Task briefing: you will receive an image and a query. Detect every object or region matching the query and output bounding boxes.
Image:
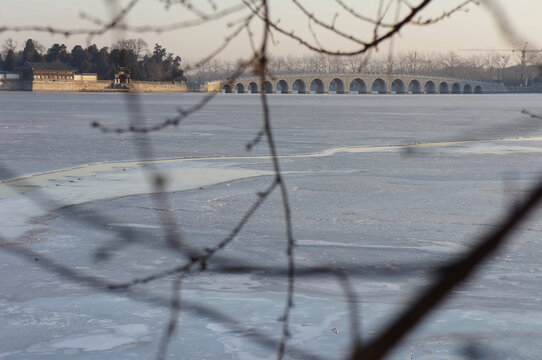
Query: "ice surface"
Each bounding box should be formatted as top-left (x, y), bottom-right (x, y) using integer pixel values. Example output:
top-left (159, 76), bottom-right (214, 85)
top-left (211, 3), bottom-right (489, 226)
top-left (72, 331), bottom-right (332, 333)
top-left (0, 161), bottom-right (271, 238)
top-left (49, 324), bottom-right (149, 352)
top-left (2, 93), bottom-right (542, 359)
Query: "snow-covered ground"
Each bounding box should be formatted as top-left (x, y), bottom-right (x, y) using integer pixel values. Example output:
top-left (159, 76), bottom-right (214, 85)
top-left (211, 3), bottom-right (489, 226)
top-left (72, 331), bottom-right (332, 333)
top-left (2, 93), bottom-right (542, 359)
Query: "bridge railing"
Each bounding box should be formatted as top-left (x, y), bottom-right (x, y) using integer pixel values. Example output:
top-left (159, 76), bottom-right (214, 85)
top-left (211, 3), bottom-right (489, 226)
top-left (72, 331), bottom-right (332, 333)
top-left (232, 73), bottom-right (500, 86)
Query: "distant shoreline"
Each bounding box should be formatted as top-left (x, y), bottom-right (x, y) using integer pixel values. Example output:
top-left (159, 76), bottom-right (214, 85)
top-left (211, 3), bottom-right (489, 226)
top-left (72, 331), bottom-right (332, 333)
top-left (0, 79), bottom-right (188, 93)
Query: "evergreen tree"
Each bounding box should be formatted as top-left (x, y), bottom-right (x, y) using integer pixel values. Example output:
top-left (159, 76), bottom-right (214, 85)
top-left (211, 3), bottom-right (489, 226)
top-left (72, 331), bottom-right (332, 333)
top-left (71, 45), bottom-right (91, 72)
top-left (86, 45), bottom-right (99, 73)
top-left (3, 49), bottom-right (16, 71)
top-left (22, 39), bottom-right (43, 63)
top-left (94, 47), bottom-right (111, 79)
top-left (45, 43), bottom-right (70, 63)
top-left (152, 44), bottom-right (166, 63)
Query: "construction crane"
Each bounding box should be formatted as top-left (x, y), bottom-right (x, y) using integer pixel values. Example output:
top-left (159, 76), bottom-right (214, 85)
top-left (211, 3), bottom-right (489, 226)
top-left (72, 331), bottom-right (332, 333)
top-left (460, 42), bottom-right (542, 86)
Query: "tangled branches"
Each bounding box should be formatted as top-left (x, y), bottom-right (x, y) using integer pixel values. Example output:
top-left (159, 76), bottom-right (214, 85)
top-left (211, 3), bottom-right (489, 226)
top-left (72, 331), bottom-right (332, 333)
top-left (2, 1), bottom-right (539, 360)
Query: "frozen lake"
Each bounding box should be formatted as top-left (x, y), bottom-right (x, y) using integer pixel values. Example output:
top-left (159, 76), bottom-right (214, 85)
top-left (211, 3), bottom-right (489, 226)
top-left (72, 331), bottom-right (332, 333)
top-left (1, 92), bottom-right (542, 359)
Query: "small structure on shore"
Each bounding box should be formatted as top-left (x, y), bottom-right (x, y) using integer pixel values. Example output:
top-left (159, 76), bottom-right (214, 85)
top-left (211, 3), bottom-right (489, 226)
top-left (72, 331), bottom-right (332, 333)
top-left (114, 67), bottom-right (131, 85)
top-left (0, 71), bottom-right (22, 90)
top-left (13, 61), bottom-right (101, 91)
top-left (21, 62), bottom-right (78, 81)
top-left (0, 71), bottom-right (21, 81)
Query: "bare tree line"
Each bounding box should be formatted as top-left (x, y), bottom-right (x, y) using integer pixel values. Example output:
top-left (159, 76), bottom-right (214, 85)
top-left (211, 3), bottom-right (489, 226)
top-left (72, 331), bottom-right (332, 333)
top-left (2, 1), bottom-right (542, 360)
top-left (185, 51), bottom-right (541, 88)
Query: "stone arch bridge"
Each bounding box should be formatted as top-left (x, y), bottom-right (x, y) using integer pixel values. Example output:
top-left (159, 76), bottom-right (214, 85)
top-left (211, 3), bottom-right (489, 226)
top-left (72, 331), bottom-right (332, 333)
top-left (208, 73), bottom-right (504, 94)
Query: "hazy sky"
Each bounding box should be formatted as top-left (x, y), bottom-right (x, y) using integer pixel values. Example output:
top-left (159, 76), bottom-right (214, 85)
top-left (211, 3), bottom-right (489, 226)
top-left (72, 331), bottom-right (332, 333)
top-left (1, 0), bottom-right (540, 63)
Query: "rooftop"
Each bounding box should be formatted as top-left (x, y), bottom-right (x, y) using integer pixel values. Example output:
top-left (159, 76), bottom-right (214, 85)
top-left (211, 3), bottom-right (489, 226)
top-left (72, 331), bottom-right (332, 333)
top-left (23, 62), bottom-right (76, 72)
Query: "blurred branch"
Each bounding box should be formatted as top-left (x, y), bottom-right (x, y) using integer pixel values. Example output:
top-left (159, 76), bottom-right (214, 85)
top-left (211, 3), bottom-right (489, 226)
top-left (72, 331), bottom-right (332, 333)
top-left (411, 0), bottom-right (477, 25)
top-left (246, 0), bottom-right (435, 56)
top-left (351, 177), bottom-right (542, 360)
top-left (1, 1), bottom-right (537, 360)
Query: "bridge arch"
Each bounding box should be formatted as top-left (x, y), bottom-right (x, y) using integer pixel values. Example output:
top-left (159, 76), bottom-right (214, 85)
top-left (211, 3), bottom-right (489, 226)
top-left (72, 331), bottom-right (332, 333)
top-left (310, 78), bottom-right (325, 94)
top-left (276, 80), bottom-right (289, 94)
top-left (222, 84), bottom-right (232, 93)
top-left (439, 82), bottom-right (449, 94)
top-left (329, 78), bottom-right (345, 94)
top-left (371, 78), bottom-right (387, 94)
top-left (248, 82), bottom-right (258, 94)
top-left (409, 80), bottom-right (421, 94)
top-left (424, 80), bottom-right (436, 94)
top-left (214, 75), bottom-right (500, 95)
top-left (262, 81), bottom-right (273, 94)
top-left (349, 78), bottom-right (367, 94)
top-left (391, 79), bottom-right (405, 94)
top-left (293, 79), bottom-right (306, 94)
top-left (452, 83), bottom-right (461, 94)
top-left (234, 83), bottom-right (245, 94)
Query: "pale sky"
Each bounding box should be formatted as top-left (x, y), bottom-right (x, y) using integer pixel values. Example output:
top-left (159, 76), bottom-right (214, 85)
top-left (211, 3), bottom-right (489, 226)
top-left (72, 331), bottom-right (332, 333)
top-left (0, 0), bottom-right (540, 63)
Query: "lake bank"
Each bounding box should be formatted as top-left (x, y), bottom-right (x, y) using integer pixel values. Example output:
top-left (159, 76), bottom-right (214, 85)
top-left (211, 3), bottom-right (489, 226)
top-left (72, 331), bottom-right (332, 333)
top-left (0, 79), bottom-right (187, 93)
